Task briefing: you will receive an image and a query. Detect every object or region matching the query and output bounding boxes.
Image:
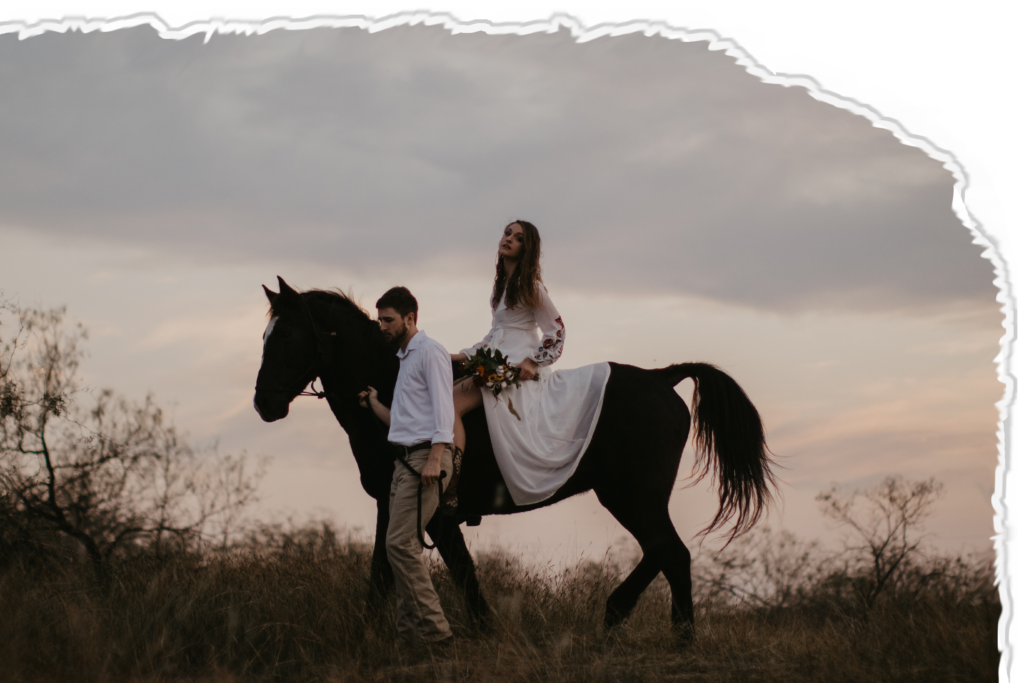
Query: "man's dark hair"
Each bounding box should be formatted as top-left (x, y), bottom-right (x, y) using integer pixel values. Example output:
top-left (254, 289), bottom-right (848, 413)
top-left (376, 286), bottom-right (418, 322)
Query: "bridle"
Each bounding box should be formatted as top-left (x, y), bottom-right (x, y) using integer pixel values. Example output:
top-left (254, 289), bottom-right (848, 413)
top-left (254, 295), bottom-right (337, 400)
top-left (255, 293), bottom-right (382, 402)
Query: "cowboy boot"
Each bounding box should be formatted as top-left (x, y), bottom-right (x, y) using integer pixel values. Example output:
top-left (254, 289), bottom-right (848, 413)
top-left (441, 445), bottom-right (462, 517)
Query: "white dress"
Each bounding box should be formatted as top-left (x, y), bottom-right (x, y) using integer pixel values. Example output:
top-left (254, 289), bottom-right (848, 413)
top-left (461, 286), bottom-right (611, 506)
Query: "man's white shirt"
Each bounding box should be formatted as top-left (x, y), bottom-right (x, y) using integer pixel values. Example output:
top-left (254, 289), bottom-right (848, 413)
top-left (388, 329), bottom-right (455, 447)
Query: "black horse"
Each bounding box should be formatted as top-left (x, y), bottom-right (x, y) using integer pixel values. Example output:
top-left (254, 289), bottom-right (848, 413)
top-left (253, 277), bottom-right (777, 642)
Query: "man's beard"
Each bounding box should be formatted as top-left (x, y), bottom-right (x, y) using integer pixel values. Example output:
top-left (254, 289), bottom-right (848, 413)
top-left (383, 322), bottom-right (408, 349)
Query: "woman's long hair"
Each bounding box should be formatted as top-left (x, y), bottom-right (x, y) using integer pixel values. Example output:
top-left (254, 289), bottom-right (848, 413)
top-left (492, 220), bottom-right (542, 310)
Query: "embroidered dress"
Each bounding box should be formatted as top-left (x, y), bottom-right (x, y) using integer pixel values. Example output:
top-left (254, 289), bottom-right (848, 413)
top-left (460, 286), bottom-right (610, 506)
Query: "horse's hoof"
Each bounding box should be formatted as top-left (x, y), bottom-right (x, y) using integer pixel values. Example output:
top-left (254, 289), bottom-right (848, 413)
top-left (673, 623), bottom-right (695, 647)
top-left (602, 625), bottom-right (623, 644)
top-left (469, 604), bottom-right (496, 635)
top-left (362, 592), bottom-right (392, 624)
top-left (603, 608), bottom-right (628, 631)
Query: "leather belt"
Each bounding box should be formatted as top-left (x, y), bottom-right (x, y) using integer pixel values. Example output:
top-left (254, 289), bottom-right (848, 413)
top-left (393, 440), bottom-right (433, 458)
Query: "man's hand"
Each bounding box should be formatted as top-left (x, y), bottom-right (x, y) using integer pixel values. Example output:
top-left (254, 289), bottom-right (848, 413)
top-left (358, 385), bottom-right (379, 409)
top-left (421, 443), bottom-right (447, 487)
top-left (359, 386), bottom-right (391, 426)
top-left (451, 352), bottom-right (468, 375)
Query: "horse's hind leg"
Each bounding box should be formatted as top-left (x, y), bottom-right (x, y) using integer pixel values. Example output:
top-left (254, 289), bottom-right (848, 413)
top-left (597, 491), bottom-right (695, 644)
top-left (604, 554), bottom-right (661, 629)
top-left (425, 514), bottom-right (492, 631)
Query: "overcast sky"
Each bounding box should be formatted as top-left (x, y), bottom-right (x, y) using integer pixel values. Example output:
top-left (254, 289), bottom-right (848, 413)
top-left (0, 24), bottom-right (1003, 563)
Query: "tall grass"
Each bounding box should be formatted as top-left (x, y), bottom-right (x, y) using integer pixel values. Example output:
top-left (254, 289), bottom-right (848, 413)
top-left (0, 523), bottom-right (998, 682)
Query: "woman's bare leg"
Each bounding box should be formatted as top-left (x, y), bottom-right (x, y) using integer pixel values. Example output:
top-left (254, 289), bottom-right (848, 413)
top-left (453, 378), bottom-right (483, 454)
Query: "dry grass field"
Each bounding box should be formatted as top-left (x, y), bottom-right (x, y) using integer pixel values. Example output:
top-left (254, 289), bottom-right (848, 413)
top-left (0, 522), bottom-right (998, 683)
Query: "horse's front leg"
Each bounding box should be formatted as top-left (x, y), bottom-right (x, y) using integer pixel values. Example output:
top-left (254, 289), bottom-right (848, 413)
top-left (366, 497), bottom-right (394, 615)
top-left (425, 513), bottom-right (492, 632)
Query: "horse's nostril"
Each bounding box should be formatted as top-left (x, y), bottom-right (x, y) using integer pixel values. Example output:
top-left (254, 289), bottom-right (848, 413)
top-left (253, 392), bottom-right (289, 422)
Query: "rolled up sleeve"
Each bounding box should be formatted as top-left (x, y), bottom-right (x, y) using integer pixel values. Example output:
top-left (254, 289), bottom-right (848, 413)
top-left (425, 343), bottom-right (456, 445)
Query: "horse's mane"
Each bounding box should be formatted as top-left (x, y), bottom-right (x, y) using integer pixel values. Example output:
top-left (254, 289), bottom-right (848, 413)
top-left (268, 287), bottom-right (373, 325)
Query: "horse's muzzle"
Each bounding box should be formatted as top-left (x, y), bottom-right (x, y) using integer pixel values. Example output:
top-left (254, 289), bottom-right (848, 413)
top-left (253, 390), bottom-right (290, 422)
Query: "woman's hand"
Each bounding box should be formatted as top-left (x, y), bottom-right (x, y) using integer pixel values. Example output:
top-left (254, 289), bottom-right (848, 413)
top-left (516, 358), bottom-right (539, 381)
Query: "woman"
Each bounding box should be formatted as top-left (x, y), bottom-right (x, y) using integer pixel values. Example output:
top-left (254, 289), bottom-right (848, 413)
top-left (450, 220), bottom-right (610, 507)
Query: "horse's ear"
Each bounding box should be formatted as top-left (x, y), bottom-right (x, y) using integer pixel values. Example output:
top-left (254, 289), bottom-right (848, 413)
top-left (263, 284), bottom-right (278, 304)
top-left (277, 276), bottom-right (298, 297)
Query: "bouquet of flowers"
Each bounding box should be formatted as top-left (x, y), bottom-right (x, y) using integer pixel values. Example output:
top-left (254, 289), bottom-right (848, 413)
top-left (461, 346), bottom-right (538, 420)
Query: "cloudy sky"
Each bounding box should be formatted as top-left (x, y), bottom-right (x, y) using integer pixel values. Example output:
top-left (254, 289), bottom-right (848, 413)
top-left (0, 23), bottom-right (1002, 563)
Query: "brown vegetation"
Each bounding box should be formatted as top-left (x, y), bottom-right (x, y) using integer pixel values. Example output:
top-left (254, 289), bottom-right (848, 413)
top-left (0, 520), bottom-right (998, 682)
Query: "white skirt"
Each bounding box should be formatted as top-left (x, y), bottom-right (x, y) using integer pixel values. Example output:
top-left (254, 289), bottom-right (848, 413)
top-left (481, 362), bottom-right (611, 506)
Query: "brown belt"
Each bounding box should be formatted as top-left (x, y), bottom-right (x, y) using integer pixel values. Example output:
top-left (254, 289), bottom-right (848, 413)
top-left (393, 440), bottom-right (433, 459)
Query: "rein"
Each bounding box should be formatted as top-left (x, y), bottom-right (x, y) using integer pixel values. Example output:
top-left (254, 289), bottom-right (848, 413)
top-left (394, 454), bottom-right (447, 550)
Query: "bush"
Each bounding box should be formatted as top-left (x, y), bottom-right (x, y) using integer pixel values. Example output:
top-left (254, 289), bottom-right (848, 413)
top-left (0, 301), bottom-right (265, 574)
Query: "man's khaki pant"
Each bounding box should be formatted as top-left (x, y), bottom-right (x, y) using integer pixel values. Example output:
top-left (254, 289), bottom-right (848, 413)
top-left (386, 445), bottom-right (454, 645)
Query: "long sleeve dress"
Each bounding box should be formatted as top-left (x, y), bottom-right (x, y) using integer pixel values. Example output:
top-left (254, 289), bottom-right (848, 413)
top-left (460, 285), bottom-right (611, 506)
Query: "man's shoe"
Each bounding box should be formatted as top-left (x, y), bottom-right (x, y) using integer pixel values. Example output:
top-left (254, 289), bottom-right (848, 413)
top-left (426, 636), bottom-right (455, 660)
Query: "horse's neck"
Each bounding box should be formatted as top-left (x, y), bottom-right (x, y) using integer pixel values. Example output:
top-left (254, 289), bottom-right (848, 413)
top-left (309, 297), bottom-right (399, 476)
top-left (310, 296), bottom-right (398, 393)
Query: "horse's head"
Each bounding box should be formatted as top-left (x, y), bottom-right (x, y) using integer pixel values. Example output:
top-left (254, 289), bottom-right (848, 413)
top-left (253, 276), bottom-right (322, 422)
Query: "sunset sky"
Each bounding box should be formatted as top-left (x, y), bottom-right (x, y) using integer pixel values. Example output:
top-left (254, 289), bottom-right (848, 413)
top-left (0, 20), bottom-right (1004, 566)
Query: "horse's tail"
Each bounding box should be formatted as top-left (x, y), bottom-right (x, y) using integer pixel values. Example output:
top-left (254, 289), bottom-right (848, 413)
top-left (657, 362), bottom-right (778, 545)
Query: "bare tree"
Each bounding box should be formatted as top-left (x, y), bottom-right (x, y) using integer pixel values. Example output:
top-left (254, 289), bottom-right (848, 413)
top-left (816, 476), bottom-right (943, 608)
top-left (692, 527), bottom-right (828, 610)
top-left (0, 300), bottom-right (265, 574)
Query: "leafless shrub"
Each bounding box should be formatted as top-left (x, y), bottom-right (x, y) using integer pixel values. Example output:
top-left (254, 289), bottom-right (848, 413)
top-left (0, 301), bottom-right (266, 574)
top-left (692, 526), bottom-right (831, 611)
top-left (689, 476), bottom-right (996, 627)
top-left (817, 476), bottom-right (946, 609)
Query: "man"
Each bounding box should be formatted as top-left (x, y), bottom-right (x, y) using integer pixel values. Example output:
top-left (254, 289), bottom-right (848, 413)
top-left (358, 286), bottom-right (455, 652)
